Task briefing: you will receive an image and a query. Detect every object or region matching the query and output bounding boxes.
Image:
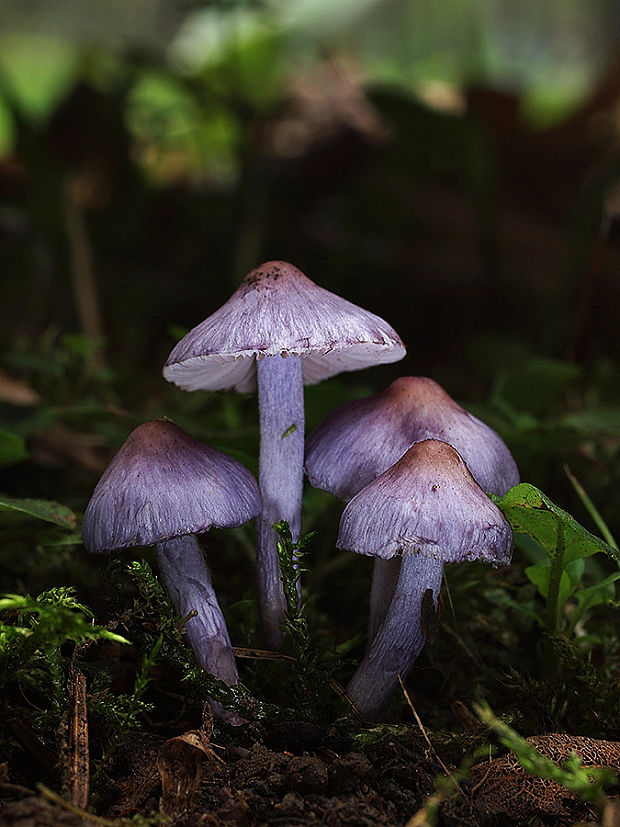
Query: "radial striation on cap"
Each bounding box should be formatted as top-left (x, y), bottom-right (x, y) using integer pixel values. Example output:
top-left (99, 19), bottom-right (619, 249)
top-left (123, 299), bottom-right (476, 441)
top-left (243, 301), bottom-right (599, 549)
top-left (306, 376), bottom-right (519, 501)
top-left (163, 261), bottom-right (406, 393)
top-left (82, 420), bottom-right (261, 554)
top-left (337, 438), bottom-right (513, 565)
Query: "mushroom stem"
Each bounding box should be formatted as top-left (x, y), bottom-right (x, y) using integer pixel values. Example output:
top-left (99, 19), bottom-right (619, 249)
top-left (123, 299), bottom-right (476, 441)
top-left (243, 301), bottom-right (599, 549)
top-left (156, 535), bottom-right (244, 724)
top-left (367, 556), bottom-right (402, 647)
top-left (256, 353), bottom-right (305, 649)
top-left (347, 554), bottom-right (443, 721)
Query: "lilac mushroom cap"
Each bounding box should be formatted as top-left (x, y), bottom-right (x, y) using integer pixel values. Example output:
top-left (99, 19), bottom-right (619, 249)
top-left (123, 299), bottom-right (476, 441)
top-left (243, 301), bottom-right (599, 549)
top-left (82, 420), bottom-right (260, 553)
top-left (162, 260), bottom-right (406, 393)
top-left (306, 375), bottom-right (519, 502)
top-left (338, 438), bottom-right (513, 720)
top-left (82, 419), bottom-right (261, 723)
top-left (163, 261), bottom-right (405, 649)
top-left (338, 438), bottom-right (513, 566)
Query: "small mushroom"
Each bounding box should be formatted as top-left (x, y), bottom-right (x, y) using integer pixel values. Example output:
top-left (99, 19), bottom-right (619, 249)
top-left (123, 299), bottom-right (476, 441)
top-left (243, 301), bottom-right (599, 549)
top-left (163, 261), bottom-right (405, 648)
top-left (81, 420), bottom-right (260, 724)
top-left (337, 438), bottom-right (513, 720)
top-left (305, 376), bottom-right (519, 641)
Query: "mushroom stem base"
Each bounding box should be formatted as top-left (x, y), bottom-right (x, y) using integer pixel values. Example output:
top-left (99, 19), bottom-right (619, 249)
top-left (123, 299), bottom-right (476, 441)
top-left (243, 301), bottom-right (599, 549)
top-left (347, 553), bottom-right (444, 721)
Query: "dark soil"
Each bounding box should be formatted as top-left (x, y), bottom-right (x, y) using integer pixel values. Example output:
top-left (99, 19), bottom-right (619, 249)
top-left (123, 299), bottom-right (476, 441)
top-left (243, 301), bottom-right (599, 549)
top-left (2, 716), bottom-right (618, 826)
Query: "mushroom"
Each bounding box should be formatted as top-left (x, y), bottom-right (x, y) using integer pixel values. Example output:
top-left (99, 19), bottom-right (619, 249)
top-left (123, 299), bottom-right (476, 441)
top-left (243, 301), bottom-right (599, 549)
top-left (337, 438), bottom-right (513, 721)
top-left (81, 419), bottom-right (261, 723)
top-left (163, 261), bottom-right (405, 648)
top-left (305, 376), bottom-right (518, 641)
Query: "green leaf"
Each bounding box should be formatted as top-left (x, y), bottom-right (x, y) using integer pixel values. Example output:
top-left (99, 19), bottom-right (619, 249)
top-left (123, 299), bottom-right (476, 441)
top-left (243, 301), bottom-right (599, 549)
top-left (525, 558), bottom-right (585, 604)
top-left (0, 494), bottom-right (78, 529)
top-left (564, 465), bottom-right (618, 550)
top-left (573, 572), bottom-right (620, 618)
top-left (0, 429), bottom-right (28, 467)
top-left (495, 483), bottom-right (619, 566)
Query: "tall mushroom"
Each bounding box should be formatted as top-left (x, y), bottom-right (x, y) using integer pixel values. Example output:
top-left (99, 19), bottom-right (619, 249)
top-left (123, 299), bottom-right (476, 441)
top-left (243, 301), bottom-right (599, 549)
top-left (163, 261), bottom-right (405, 648)
top-left (305, 376), bottom-right (518, 640)
top-left (338, 438), bottom-right (513, 720)
top-left (82, 419), bottom-right (261, 723)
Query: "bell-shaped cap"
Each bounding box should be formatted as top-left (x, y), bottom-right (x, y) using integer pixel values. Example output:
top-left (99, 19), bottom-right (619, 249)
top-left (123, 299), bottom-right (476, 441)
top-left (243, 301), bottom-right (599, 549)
top-left (337, 439), bottom-right (513, 565)
top-left (82, 420), bottom-right (261, 553)
top-left (306, 376), bottom-right (518, 500)
top-left (163, 261), bottom-right (406, 393)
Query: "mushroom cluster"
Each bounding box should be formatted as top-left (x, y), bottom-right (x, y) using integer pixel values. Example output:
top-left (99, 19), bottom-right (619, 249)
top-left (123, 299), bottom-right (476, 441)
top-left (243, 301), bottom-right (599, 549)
top-left (82, 259), bottom-right (517, 723)
top-left (305, 375), bottom-right (517, 718)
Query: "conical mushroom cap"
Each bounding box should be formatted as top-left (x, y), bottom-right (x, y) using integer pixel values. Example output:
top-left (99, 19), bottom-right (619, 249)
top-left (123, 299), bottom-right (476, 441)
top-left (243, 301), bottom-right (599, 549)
top-left (163, 261), bottom-right (406, 393)
top-left (82, 420), bottom-right (261, 553)
top-left (306, 376), bottom-right (518, 500)
top-left (337, 438), bottom-right (513, 565)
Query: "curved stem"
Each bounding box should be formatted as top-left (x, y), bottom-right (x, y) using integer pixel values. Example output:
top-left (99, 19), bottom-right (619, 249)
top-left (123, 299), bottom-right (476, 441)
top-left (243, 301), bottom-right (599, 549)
top-left (256, 354), bottom-right (305, 649)
top-left (347, 554), bottom-right (444, 721)
top-left (367, 556), bottom-right (401, 648)
top-left (156, 535), bottom-right (244, 724)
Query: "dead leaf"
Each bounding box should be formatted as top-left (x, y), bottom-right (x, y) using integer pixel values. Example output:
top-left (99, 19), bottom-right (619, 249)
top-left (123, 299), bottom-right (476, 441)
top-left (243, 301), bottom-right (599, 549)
top-left (157, 720), bottom-right (223, 819)
top-left (466, 734), bottom-right (620, 824)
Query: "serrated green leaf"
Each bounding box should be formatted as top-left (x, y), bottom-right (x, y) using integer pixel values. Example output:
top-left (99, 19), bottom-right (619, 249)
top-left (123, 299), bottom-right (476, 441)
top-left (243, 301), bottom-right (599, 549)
top-left (495, 483), bottom-right (619, 566)
top-left (0, 429), bottom-right (28, 467)
top-left (0, 494), bottom-right (78, 529)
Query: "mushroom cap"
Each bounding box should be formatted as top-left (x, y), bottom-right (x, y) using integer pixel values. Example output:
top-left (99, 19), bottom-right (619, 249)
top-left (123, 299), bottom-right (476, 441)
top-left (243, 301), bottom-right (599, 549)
top-left (337, 438), bottom-right (513, 565)
top-left (306, 376), bottom-right (519, 500)
top-left (82, 420), bottom-right (261, 553)
top-left (163, 260), bottom-right (406, 393)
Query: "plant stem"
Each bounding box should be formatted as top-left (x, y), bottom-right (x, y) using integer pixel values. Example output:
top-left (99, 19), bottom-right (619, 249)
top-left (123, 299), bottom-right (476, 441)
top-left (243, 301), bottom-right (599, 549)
top-left (545, 517), bottom-right (566, 633)
top-left (256, 354), bottom-right (305, 649)
top-left (347, 553), bottom-right (444, 721)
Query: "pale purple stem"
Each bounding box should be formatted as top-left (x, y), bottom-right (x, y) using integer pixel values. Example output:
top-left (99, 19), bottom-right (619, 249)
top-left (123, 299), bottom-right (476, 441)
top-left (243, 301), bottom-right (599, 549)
top-left (256, 354), bottom-right (305, 649)
top-left (156, 535), bottom-right (244, 725)
top-left (367, 556), bottom-right (401, 648)
top-left (347, 554), bottom-right (444, 721)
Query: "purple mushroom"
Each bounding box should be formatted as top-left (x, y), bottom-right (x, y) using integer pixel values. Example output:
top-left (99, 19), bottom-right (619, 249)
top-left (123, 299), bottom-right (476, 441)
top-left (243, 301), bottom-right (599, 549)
top-left (163, 261), bottom-right (405, 648)
top-left (305, 376), bottom-right (519, 641)
top-left (337, 438), bottom-right (513, 720)
top-left (81, 419), bottom-right (260, 724)
top-left (337, 438), bottom-right (513, 719)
